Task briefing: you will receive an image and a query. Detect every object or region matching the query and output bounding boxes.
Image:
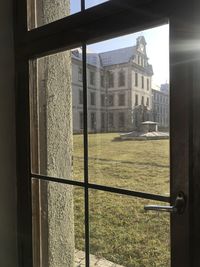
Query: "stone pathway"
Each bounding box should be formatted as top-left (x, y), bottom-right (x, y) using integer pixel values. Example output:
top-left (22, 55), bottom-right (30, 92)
top-left (75, 249), bottom-right (124, 267)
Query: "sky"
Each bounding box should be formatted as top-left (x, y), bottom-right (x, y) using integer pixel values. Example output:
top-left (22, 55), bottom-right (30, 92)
top-left (70, 1), bottom-right (169, 87)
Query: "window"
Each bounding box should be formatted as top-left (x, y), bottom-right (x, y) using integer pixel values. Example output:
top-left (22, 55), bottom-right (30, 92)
top-left (135, 94), bottom-right (138, 105)
top-left (138, 55), bottom-right (141, 65)
top-left (101, 94), bottom-right (105, 106)
top-left (141, 96), bottom-right (144, 105)
top-left (118, 112), bottom-right (125, 127)
top-left (80, 111), bottom-right (83, 129)
top-left (78, 67), bottom-right (82, 81)
top-left (147, 78), bottom-right (149, 90)
top-left (18, 2), bottom-right (193, 266)
top-left (135, 72), bottom-right (138, 87)
top-left (101, 113), bottom-right (106, 129)
top-left (108, 94), bottom-right (114, 106)
top-left (108, 112), bottom-right (114, 127)
top-left (101, 75), bottom-right (105, 87)
top-left (90, 71), bottom-right (95, 85)
top-left (90, 92), bottom-right (96, 105)
top-left (108, 71), bottom-right (114, 88)
top-left (118, 94), bottom-right (125, 106)
top-left (91, 112), bottom-right (96, 130)
top-left (79, 89), bottom-right (83, 104)
top-left (142, 76), bottom-right (144, 89)
top-left (118, 71), bottom-right (125, 87)
top-left (146, 97), bottom-right (149, 106)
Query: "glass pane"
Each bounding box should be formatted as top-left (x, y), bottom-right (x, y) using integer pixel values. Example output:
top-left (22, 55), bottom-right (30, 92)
top-left (89, 190), bottom-right (170, 266)
top-left (85, 24), bottom-right (170, 195)
top-left (29, 48), bottom-right (84, 182)
top-left (32, 179), bottom-right (85, 266)
top-left (28, 0), bottom-right (81, 30)
top-left (85, 0), bottom-right (109, 9)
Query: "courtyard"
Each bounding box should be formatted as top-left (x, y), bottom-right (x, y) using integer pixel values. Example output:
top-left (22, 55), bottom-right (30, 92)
top-left (73, 133), bottom-right (170, 267)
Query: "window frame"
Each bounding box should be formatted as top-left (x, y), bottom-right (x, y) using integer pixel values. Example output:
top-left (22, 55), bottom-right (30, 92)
top-left (15, 1), bottom-right (197, 267)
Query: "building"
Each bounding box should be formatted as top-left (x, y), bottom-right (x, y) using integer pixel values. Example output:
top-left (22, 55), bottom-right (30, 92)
top-left (72, 36), bottom-right (153, 133)
top-left (152, 83), bottom-right (169, 129)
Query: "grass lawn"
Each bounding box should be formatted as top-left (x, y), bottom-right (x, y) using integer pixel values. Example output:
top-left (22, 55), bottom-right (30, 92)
top-left (73, 133), bottom-right (170, 266)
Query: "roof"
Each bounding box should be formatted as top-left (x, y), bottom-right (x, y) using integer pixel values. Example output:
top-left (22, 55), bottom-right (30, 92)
top-left (99, 46), bottom-right (136, 67)
top-left (71, 36), bottom-right (153, 74)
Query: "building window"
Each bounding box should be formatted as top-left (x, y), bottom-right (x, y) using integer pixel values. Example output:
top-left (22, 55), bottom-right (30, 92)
top-left (101, 75), bottom-right (105, 87)
top-left (91, 112), bottom-right (96, 130)
top-left (80, 112), bottom-right (83, 129)
top-left (79, 89), bottom-right (83, 104)
top-left (90, 71), bottom-right (95, 85)
top-left (90, 92), bottom-right (96, 105)
top-left (101, 113), bottom-right (105, 129)
top-left (141, 96), bottom-right (144, 105)
top-left (118, 71), bottom-right (125, 87)
top-left (135, 72), bottom-right (138, 87)
top-left (108, 94), bottom-right (114, 106)
top-left (135, 94), bottom-right (138, 106)
top-left (119, 112), bottom-right (125, 128)
top-left (138, 55), bottom-right (141, 65)
top-left (146, 97), bottom-right (149, 106)
top-left (108, 112), bottom-right (114, 127)
top-left (147, 78), bottom-right (149, 90)
top-left (78, 67), bottom-right (82, 81)
top-left (142, 76), bottom-right (144, 89)
top-left (108, 71), bottom-right (114, 88)
top-left (118, 94), bottom-right (125, 106)
top-left (101, 94), bottom-right (105, 106)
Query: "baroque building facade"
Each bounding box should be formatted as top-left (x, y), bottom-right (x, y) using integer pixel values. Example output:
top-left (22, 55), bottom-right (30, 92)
top-left (72, 36), bottom-right (154, 133)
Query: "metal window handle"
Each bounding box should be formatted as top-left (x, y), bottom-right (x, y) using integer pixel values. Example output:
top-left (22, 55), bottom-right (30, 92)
top-left (144, 192), bottom-right (186, 214)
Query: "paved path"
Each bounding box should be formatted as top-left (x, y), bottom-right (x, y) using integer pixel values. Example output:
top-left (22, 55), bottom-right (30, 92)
top-left (75, 249), bottom-right (124, 267)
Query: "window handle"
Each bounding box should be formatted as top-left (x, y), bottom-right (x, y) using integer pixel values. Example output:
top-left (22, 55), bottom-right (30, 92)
top-left (144, 192), bottom-right (186, 214)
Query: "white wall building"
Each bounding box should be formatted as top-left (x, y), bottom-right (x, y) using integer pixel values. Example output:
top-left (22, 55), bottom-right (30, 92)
top-left (72, 36), bottom-right (153, 133)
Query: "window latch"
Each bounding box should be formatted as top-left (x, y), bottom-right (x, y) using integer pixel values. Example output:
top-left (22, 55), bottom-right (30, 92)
top-left (144, 192), bottom-right (186, 214)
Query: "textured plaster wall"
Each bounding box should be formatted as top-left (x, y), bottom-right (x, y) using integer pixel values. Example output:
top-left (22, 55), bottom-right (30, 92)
top-left (37, 1), bottom-right (74, 267)
top-left (45, 51), bottom-right (74, 267)
top-left (0, 0), bottom-right (18, 267)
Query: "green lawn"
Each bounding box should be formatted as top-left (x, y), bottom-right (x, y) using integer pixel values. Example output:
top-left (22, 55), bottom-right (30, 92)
top-left (73, 133), bottom-right (170, 267)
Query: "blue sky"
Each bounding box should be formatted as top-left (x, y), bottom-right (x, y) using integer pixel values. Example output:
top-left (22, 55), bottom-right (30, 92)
top-left (70, 1), bottom-right (169, 86)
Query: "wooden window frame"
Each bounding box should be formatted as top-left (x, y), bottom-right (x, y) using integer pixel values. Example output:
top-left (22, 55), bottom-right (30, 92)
top-left (14, 0), bottom-right (200, 266)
